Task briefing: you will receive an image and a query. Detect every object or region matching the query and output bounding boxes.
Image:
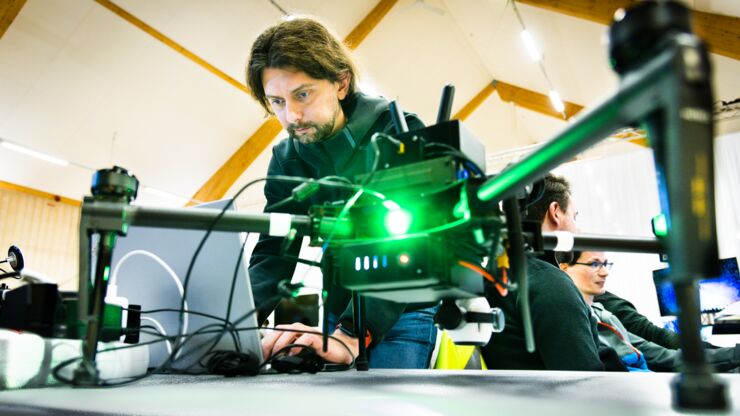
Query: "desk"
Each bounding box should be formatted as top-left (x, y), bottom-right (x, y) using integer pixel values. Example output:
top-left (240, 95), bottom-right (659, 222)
top-left (0, 370), bottom-right (739, 415)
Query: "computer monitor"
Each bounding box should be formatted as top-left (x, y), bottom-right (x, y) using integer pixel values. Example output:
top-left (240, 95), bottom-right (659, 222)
top-left (109, 199), bottom-right (263, 370)
top-left (654, 257), bottom-right (740, 316)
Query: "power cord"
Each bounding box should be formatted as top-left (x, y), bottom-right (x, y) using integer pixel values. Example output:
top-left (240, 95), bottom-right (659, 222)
top-left (110, 249), bottom-right (190, 357)
top-left (139, 317), bottom-right (173, 355)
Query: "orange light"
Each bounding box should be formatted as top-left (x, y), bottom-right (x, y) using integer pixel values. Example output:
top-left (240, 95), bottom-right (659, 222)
top-left (399, 253), bottom-right (411, 265)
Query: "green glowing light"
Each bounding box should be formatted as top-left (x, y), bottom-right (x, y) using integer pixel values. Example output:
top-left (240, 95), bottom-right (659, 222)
top-left (382, 200), bottom-right (401, 210)
top-left (320, 218), bottom-right (353, 238)
top-left (453, 185), bottom-right (471, 220)
top-left (385, 209), bottom-right (412, 235)
top-left (473, 227), bottom-right (485, 245)
top-left (103, 266), bottom-right (110, 281)
top-left (652, 214), bottom-right (668, 237)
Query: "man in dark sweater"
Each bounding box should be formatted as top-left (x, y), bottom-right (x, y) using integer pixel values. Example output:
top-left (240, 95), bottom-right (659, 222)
top-left (246, 18), bottom-right (436, 367)
top-left (594, 291), bottom-right (682, 349)
top-left (561, 251), bottom-right (738, 371)
top-left (481, 174), bottom-right (605, 370)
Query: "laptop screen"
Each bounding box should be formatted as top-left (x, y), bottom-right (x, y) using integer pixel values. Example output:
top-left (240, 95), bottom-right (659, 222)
top-left (109, 199), bottom-right (263, 370)
top-left (653, 257), bottom-right (740, 316)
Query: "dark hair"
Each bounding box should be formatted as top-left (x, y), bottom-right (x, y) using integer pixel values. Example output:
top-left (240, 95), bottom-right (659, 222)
top-left (555, 250), bottom-right (581, 265)
top-left (524, 173), bottom-right (572, 224)
top-left (246, 18), bottom-right (359, 113)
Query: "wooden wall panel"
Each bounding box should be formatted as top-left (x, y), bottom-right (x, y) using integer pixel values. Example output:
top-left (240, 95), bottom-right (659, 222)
top-left (0, 187), bottom-right (79, 290)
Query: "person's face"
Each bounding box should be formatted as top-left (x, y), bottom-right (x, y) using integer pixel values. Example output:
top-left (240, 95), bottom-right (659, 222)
top-left (563, 251), bottom-right (610, 300)
top-left (262, 67), bottom-right (349, 144)
top-left (559, 197), bottom-right (578, 233)
top-left (544, 195), bottom-right (578, 232)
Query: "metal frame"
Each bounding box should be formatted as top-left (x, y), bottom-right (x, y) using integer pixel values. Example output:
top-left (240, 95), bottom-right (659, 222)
top-left (477, 26), bottom-right (723, 412)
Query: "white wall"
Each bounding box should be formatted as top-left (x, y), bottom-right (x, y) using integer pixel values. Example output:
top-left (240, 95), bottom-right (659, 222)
top-left (554, 148), bottom-right (665, 322)
top-left (714, 133), bottom-right (740, 259)
top-left (553, 134), bottom-right (740, 323)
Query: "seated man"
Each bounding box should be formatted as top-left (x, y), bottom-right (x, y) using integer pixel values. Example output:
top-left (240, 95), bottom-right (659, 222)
top-left (594, 291), bottom-right (682, 349)
top-left (558, 250), bottom-right (740, 372)
top-left (481, 174), bottom-right (605, 370)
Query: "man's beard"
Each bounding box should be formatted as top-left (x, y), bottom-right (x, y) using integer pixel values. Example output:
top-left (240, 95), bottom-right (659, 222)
top-left (288, 121), bottom-right (335, 144)
top-left (288, 107), bottom-right (340, 144)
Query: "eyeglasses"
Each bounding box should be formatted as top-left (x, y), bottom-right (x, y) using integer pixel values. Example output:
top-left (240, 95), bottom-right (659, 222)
top-left (575, 261), bottom-right (613, 271)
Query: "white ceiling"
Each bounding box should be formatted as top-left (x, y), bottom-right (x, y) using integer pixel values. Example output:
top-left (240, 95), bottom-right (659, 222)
top-left (1, 0), bottom-right (738, 209)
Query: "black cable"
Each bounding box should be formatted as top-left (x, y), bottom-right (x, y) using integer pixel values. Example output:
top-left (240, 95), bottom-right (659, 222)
top-left (264, 176), bottom-right (354, 212)
top-left (51, 322), bottom-right (260, 387)
top-left (53, 305), bottom-right (263, 386)
top-left (51, 303), bottom-right (258, 386)
top-left (132, 307), bottom-right (239, 326)
top-left (282, 255), bottom-right (322, 268)
top-left (203, 350), bottom-right (259, 377)
top-left (362, 132), bottom-right (407, 187)
top-left (264, 195), bottom-right (294, 212)
top-left (176, 322), bottom-right (246, 373)
top-left (51, 328), bottom-right (181, 387)
top-left (185, 233), bottom-right (261, 376)
top-left (424, 143), bottom-right (485, 177)
top-left (61, 173), bottom-right (373, 387)
top-left (425, 142), bottom-right (483, 170)
top-left (225, 233), bottom-right (250, 350)
top-left (173, 173), bottom-right (390, 375)
top-left (126, 307), bottom-right (241, 354)
top-left (174, 175), bottom-right (344, 370)
top-left (51, 323), bottom-right (356, 386)
top-left (149, 324), bottom-right (356, 374)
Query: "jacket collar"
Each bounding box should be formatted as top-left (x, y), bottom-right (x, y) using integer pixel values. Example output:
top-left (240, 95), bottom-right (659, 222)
top-left (292, 92), bottom-right (389, 176)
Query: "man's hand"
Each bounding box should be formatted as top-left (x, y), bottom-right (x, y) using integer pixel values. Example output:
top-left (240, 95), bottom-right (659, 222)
top-left (261, 322), bottom-right (359, 365)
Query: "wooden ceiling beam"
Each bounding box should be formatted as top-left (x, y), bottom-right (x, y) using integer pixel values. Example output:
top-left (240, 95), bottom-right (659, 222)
top-left (94, 0), bottom-right (249, 94)
top-left (344, 0), bottom-right (398, 49)
top-left (191, 0), bottom-right (399, 203)
top-left (455, 80), bottom-right (584, 121)
top-left (495, 80), bottom-right (583, 119)
top-left (0, 0), bottom-right (26, 40)
top-left (518, 0), bottom-right (740, 61)
top-left (190, 117), bottom-right (283, 204)
top-left (453, 82), bottom-right (497, 121)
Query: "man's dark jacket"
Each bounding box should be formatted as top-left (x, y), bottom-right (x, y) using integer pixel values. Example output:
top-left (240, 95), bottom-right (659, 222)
top-left (249, 92), bottom-right (425, 346)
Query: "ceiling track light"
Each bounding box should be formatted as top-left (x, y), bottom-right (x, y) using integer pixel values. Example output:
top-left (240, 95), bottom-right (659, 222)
top-left (0, 139), bottom-right (69, 167)
top-left (512, 0), bottom-right (566, 118)
top-left (520, 30), bottom-right (541, 61)
top-left (548, 90), bottom-right (565, 113)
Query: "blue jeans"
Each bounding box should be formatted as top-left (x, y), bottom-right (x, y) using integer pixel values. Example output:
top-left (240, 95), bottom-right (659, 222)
top-left (367, 306), bottom-right (438, 369)
top-left (328, 306), bottom-right (438, 369)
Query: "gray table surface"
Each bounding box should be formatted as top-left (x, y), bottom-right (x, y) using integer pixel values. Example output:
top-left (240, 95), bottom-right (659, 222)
top-left (0, 370), bottom-right (738, 415)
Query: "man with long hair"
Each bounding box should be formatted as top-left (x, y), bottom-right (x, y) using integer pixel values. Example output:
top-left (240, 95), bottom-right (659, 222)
top-left (247, 17), bottom-right (437, 368)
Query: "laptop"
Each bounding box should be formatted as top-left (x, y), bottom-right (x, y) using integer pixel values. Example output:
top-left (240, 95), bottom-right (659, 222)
top-left (109, 199), bottom-right (264, 371)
